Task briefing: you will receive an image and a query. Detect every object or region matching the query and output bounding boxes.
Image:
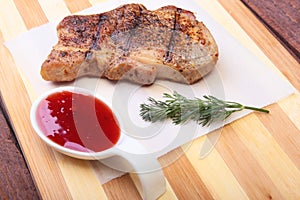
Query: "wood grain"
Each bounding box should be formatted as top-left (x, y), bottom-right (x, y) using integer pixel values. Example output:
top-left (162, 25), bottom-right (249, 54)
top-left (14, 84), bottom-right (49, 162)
top-left (64, 0), bottom-right (91, 13)
top-left (0, 98), bottom-right (39, 200)
top-left (258, 103), bottom-right (300, 170)
top-left (13, 0), bottom-right (48, 28)
top-left (217, 0), bottom-right (300, 91)
top-left (0, 0), bottom-right (299, 199)
top-left (241, 0), bottom-right (300, 62)
top-left (159, 148), bottom-right (213, 199)
top-left (215, 124), bottom-right (284, 199)
top-left (0, 2), bottom-right (72, 199)
top-left (103, 174), bottom-right (141, 200)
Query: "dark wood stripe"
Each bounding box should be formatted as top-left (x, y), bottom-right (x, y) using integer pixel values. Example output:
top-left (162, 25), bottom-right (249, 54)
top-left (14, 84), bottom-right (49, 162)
top-left (102, 174), bottom-right (142, 200)
top-left (241, 0), bottom-right (300, 63)
top-left (218, 0), bottom-right (300, 91)
top-left (0, 96), bottom-right (39, 199)
top-left (159, 148), bottom-right (213, 199)
top-left (0, 30), bottom-right (72, 199)
top-left (257, 103), bottom-right (300, 170)
top-left (13, 0), bottom-right (48, 29)
top-left (0, 30), bottom-right (39, 200)
top-left (215, 125), bottom-right (284, 199)
top-left (165, 8), bottom-right (181, 63)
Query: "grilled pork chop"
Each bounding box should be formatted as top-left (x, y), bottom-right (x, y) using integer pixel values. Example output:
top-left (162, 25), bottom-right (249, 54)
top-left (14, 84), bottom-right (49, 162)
top-left (41, 4), bottom-right (218, 85)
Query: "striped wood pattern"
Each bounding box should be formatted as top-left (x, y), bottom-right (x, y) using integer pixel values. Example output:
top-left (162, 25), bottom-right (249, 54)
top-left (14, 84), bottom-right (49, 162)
top-left (0, 0), bottom-right (299, 199)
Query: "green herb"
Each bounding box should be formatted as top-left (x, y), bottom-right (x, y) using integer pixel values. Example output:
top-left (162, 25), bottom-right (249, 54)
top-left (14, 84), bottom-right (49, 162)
top-left (140, 91), bottom-right (269, 126)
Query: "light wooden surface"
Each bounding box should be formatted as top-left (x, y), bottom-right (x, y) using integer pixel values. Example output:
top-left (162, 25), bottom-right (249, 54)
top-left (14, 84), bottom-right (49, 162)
top-left (0, 0), bottom-right (300, 199)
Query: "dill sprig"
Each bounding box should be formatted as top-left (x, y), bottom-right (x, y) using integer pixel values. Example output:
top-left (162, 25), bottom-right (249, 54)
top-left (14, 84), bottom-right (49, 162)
top-left (140, 91), bottom-right (269, 126)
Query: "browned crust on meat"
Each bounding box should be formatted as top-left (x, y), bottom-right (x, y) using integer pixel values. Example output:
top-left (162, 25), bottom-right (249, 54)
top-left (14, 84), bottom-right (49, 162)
top-left (41, 4), bottom-right (218, 85)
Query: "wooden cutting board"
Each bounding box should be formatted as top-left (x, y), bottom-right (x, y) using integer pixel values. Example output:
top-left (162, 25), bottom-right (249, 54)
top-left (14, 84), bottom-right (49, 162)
top-left (0, 0), bottom-right (300, 199)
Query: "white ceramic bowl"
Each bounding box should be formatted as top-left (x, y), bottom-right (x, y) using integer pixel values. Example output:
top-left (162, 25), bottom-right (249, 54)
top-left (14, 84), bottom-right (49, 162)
top-left (30, 86), bottom-right (166, 200)
top-left (30, 86), bottom-right (120, 160)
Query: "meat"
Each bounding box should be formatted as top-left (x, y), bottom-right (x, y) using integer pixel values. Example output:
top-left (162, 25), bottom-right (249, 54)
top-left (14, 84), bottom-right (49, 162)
top-left (41, 4), bottom-right (219, 85)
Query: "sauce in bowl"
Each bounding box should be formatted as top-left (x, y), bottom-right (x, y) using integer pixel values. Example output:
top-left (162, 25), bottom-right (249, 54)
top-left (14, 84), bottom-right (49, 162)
top-left (30, 87), bottom-right (166, 199)
top-left (36, 90), bottom-right (120, 152)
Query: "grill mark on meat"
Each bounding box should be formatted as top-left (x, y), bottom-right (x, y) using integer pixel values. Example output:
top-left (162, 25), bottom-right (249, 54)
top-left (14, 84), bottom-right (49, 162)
top-left (92, 15), bottom-right (108, 50)
top-left (165, 8), bottom-right (182, 63)
top-left (122, 5), bottom-right (144, 55)
top-left (41, 4), bottom-right (219, 85)
top-left (85, 15), bottom-right (108, 60)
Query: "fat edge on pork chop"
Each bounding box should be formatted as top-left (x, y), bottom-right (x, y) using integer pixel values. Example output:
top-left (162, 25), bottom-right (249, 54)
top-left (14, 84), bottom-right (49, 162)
top-left (41, 4), bottom-right (219, 85)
